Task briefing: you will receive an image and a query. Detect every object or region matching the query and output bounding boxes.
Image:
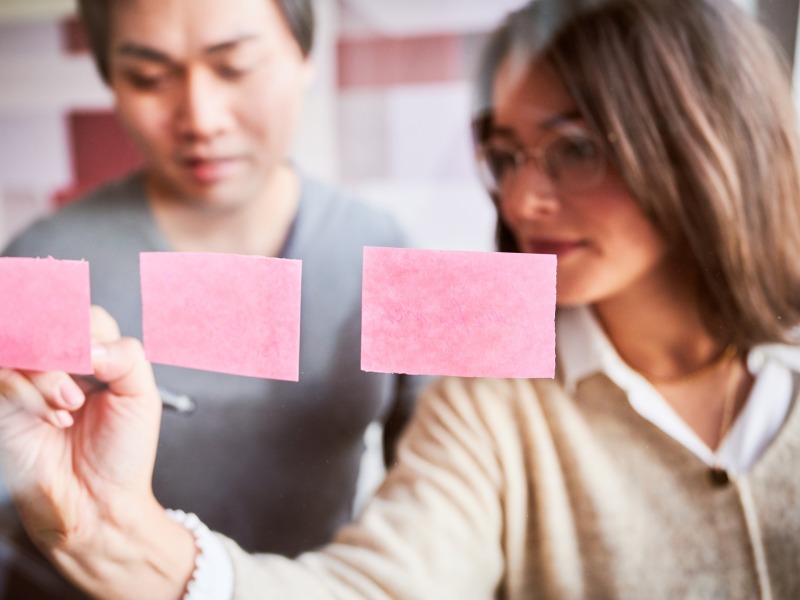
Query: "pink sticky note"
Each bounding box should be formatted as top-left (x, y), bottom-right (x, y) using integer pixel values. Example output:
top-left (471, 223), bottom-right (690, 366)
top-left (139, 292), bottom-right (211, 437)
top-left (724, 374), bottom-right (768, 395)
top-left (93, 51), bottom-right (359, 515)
top-left (0, 257), bottom-right (92, 373)
top-left (140, 252), bottom-right (302, 381)
top-left (361, 247), bottom-right (556, 378)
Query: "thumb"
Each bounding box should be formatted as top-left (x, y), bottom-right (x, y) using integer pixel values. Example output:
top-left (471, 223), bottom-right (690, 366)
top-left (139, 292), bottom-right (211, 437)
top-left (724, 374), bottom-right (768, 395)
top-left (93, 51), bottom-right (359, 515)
top-left (90, 305), bottom-right (121, 343)
top-left (91, 337), bottom-right (158, 402)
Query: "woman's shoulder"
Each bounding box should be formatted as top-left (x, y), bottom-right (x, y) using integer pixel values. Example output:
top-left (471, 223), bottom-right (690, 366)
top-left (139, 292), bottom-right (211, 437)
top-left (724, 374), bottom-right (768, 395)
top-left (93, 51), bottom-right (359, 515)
top-left (416, 376), bottom-right (567, 435)
top-left (747, 343), bottom-right (800, 374)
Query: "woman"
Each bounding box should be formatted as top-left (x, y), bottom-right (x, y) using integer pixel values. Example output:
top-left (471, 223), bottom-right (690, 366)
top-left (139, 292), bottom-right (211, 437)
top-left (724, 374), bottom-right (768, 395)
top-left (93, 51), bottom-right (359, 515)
top-left (1, 0), bottom-right (799, 597)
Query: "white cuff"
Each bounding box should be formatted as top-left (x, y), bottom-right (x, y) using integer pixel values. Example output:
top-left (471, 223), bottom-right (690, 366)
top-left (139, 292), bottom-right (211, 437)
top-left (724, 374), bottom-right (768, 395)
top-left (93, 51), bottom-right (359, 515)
top-left (166, 509), bottom-right (235, 600)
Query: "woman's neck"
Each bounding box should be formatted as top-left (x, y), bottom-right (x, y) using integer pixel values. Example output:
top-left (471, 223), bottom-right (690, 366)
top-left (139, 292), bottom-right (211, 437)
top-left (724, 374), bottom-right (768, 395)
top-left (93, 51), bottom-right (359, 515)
top-left (591, 259), bottom-right (751, 450)
top-left (592, 260), bottom-right (724, 381)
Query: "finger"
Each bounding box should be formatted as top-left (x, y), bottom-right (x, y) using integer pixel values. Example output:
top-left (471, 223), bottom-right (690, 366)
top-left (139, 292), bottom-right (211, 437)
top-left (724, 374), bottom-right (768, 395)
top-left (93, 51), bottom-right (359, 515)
top-left (92, 337), bottom-right (158, 401)
top-left (24, 371), bottom-right (86, 412)
top-left (0, 369), bottom-right (77, 428)
top-left (90, 305), bottom-right (121, 344)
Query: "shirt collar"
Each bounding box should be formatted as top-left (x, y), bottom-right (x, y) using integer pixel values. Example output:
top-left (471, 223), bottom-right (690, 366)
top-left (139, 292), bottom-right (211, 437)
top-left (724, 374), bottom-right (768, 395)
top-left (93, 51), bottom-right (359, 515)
top-left (556, 305), bottom-right (800, 472)
top-left (557, 305), bottom-right (651, 396)
top-left (557, 304), bottom-right (800, 395)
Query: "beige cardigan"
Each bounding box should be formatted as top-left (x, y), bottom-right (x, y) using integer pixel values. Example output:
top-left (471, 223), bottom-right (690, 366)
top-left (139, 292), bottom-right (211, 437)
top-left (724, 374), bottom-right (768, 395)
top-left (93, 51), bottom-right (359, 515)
top-left (222, 373), bottom-right (800, 599)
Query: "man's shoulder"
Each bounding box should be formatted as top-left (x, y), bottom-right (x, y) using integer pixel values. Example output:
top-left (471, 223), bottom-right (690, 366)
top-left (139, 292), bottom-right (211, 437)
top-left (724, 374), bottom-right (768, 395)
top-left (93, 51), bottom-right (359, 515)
top-left (2, 172), bottom-right (148, 257)
top-left (299, 175), bottom-right (407, 247)
top-left (55, 172), bottom-right (147, 218)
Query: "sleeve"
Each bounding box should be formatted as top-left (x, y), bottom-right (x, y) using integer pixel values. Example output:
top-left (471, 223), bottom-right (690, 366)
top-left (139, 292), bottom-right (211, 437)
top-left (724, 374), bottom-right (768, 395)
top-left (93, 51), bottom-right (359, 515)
top-left (365, 203), bottom-right (432, 465)
top-left (222, 377), bottom-right (507, 600)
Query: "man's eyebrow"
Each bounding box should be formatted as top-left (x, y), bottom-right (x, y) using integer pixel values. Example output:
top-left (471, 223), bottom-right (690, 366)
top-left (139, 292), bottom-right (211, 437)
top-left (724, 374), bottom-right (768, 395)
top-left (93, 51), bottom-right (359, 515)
top-left (113, 34), bottom-right (260, 63)
top-left (114, 43), bottom-right (173, 64)
top-left (204, 34), bottom-right (260, 56)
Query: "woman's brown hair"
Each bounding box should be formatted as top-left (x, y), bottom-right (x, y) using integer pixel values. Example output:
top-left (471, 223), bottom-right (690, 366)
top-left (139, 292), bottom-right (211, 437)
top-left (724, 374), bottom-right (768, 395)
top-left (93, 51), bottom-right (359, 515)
top-left (476, 0), bottom-right (800, 346)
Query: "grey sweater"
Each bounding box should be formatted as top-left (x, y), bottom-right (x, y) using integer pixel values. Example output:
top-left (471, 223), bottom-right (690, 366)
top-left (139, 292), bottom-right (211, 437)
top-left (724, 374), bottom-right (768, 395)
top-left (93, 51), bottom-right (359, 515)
top-left (222, 373), bottom-right (800, 599)
top-left (2, 171), bottom-right (426, 558)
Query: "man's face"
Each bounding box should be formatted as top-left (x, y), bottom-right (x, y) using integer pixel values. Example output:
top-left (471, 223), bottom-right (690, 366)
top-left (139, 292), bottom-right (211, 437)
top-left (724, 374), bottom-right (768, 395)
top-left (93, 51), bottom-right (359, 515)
top-left (107, 0), bottom-right (312, 211)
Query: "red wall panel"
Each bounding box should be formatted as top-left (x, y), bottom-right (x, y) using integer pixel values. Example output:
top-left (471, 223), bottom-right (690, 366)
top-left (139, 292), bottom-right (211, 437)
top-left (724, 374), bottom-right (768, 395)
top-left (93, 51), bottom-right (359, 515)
top-left (56, 110), bottom-right (143, 206)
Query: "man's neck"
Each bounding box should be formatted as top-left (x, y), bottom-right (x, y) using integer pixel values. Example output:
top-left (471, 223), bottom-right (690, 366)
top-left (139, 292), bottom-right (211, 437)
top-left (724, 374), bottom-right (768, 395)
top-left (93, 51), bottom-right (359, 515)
top-left (146, 164), bottom-right (300, 257)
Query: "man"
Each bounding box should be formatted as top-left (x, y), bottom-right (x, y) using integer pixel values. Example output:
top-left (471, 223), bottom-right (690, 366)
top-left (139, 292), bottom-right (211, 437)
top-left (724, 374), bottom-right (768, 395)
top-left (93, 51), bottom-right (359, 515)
top-left (2, 0), bottom-right (424, 596)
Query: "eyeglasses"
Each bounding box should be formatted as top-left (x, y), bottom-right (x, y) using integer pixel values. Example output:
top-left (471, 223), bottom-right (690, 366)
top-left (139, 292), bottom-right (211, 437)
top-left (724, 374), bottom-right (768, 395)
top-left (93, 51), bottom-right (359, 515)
top-left (473, 116), bottom-right (607, 196)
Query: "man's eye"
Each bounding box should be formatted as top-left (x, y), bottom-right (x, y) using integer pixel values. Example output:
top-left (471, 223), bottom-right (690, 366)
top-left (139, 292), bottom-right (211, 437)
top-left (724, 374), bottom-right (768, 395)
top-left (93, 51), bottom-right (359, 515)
top-left (125, 72), bottom-right (170, 90)
top-left (216, 64), bottom-right (251, 80)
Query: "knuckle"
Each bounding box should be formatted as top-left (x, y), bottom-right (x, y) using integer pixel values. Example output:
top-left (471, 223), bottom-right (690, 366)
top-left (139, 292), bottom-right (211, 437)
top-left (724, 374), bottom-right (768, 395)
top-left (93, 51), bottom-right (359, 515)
top-left (0, 369), bottom-right (22, 398)
top-left (0, 368), bottom-right (16, 384)
top-left (119, 337), bottom-right (144, 355)
top-left (90, 305), bottom-right (121, 338)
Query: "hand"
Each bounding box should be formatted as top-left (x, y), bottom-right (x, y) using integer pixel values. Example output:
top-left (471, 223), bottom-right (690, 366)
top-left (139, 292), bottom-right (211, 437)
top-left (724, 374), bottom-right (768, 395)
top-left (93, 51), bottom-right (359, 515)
top-left (0, 307), bottom-right (194, 598)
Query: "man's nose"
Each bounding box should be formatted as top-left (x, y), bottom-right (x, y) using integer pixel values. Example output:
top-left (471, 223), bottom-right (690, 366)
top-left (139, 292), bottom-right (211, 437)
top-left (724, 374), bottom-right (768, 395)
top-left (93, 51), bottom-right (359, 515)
top-left (174, 67), bottom-right (231, 141)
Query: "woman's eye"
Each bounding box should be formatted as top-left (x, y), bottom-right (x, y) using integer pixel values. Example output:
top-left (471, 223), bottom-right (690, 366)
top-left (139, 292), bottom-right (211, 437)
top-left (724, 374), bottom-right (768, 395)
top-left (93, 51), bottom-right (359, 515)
top-left (486, 148), bottom-right (518, 179)
top-left (546, 133), bottom-right (604, 184)
top-left (554, 136), bottom-right (599, 164)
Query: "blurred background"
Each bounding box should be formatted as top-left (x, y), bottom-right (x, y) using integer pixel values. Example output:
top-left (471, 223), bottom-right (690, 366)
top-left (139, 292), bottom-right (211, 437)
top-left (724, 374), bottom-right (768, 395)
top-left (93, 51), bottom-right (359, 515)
top-left (0, 0), bottom-right (796, 252)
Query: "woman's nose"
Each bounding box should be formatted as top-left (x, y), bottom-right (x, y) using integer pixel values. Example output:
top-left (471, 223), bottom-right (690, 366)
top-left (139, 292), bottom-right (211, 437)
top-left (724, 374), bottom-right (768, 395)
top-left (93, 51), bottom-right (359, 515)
top-left (503, 167), bottom-right (560, 220)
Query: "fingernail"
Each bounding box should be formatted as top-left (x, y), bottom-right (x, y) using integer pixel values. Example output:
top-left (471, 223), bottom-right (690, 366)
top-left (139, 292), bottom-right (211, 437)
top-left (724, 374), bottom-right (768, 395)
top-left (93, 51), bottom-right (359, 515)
top-left (59, 380), bottom-right (84, 409)
top-left (91, 343), bottom-right (109, 359)
top-left (52, 410), bottom-right (74, 429)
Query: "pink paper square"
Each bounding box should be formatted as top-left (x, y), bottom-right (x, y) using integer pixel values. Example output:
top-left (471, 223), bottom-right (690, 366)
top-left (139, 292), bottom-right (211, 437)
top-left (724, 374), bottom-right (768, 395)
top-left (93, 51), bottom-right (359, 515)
top-left (0, 257), bottom-right (92, 373)
top-left (361, 247), bottom-right (556, 378)
top-left (140, 252), bottom-right (302, 381)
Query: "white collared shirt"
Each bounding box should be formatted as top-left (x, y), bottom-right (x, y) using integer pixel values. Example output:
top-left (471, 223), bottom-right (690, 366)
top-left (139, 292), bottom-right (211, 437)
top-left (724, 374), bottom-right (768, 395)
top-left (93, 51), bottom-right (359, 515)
top-left (557, 306), bottom-right (799, 474)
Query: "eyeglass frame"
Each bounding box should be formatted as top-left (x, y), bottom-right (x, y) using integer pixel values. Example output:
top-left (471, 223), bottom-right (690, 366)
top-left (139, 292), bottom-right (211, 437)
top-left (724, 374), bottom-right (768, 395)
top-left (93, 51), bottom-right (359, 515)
top-left (471, 110), bottom-right (610, 197)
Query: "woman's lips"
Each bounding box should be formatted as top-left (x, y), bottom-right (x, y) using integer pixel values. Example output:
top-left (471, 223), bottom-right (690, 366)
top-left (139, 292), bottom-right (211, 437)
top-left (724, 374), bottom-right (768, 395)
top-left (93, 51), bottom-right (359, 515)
top-left (525, 239), bottom-right (586, 256)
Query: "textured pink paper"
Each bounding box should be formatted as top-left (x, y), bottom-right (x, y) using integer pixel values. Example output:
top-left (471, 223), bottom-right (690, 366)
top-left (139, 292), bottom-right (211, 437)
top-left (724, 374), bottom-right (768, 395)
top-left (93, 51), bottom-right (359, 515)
top-left (0, 257), bottom-right (92, 373)
top-left (140, 252), bottom-right (302, 381)
top-left (361, 247), bottom-right (556, 378)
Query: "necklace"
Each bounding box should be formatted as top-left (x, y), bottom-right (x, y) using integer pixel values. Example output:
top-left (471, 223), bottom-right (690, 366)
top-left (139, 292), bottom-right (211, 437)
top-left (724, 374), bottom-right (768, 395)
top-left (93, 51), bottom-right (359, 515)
top-left (640, 343), bottom-right (738, 386)
top-left (716, 348), bottom-right (741, 445)
top-left (639, 343), bottom-right (741, 453)
top-left (710, 348), bottom-right (742, 484)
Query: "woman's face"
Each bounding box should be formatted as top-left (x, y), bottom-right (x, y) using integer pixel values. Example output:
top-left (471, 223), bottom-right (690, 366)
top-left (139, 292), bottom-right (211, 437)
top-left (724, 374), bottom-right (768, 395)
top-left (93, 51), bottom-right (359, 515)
top-left (489, 59), bottom-right (670, 306)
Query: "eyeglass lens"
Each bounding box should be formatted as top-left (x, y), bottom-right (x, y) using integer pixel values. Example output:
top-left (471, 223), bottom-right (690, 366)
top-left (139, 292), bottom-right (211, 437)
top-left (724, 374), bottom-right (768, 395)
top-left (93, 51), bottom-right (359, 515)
top-left (479, 130), bottom-right (604, 194)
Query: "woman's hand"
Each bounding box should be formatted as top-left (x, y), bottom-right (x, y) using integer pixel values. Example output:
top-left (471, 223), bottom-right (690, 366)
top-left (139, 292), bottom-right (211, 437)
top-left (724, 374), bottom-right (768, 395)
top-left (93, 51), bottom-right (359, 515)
top-left (0, 306), bottom-right (195, 599)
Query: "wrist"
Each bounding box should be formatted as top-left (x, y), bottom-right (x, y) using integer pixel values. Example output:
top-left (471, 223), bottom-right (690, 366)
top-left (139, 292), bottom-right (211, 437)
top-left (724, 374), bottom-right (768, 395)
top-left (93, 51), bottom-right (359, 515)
top-left (166, 509), bottom-right (235, 600)
top-left (48, 496), bottom-right (196, 600)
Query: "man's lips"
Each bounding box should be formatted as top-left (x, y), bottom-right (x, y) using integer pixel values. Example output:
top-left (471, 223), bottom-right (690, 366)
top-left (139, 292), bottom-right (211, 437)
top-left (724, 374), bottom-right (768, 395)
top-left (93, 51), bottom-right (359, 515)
top-left (178, 156), bottom-right (242, 184)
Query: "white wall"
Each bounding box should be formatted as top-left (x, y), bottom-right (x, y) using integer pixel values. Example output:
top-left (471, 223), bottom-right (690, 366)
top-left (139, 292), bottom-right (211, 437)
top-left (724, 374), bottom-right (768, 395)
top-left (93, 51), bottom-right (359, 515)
top-left (1, 0), bottom-right (796, 252)
top-left (0, 0), bottom-right (503, 251)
